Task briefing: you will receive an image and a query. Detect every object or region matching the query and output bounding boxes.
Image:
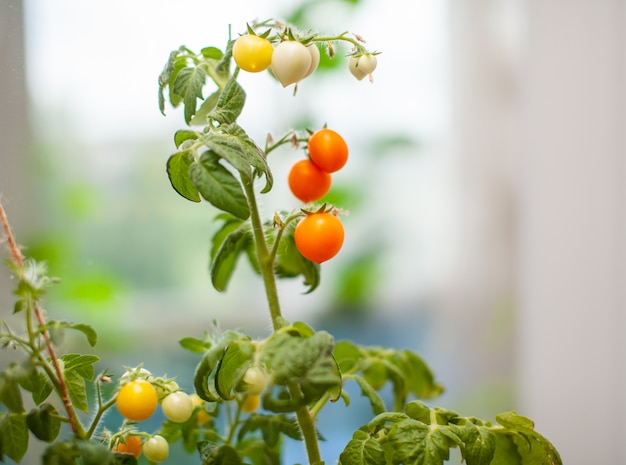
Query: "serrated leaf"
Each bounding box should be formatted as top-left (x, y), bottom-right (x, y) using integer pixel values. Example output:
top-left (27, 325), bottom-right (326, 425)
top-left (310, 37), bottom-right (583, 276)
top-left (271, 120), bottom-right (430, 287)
top-left (17, 367), bottom-right (53, 404)
top-left (158, 46), bottom-right (186, 115)
top-left (458, 422), bottom-right (496, 465)
top-left (208, 78), bottom-right (245, 125)
top-left (0, 412), bottom-right (28, 463)
top-left (210, 224), bottom-right (253, 292)
top-left (64, 370), bottom-right (89, 413)
top-left (62, 353), bottom-right (99, 381)
top-left (353, 375), bottom-right (386, 415)
top-left (189, 152), bottom-right (250, 219)
top-left (167, 151), bottom-right (201, 202)
top-left (173, 66), bottom-right (207, 124)
top-left (388, 418), bottom-right (459, 465)
top-left (238, 414), bottom-right (302, 448)
top-left (26, 403), bottom-right (61, 443)
top-left (339, 429), bottom-right (385, 465)
top-left (215, 340), bottom-right (255, 400)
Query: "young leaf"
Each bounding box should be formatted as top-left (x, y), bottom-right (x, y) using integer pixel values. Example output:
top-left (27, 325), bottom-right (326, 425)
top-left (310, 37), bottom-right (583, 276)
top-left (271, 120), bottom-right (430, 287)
top-left (352, 375), bottom-right (386, 415)
top-left (62, 354), bottom-right (99, 381)
top-left (456, 421), bottom-right (496, 465)
top-left (214, 340), bottom-right (255, 400)
top-left (208, 77), bottom-right (246, 125)
top-left (167, 151), bottom-right (201, 202)
top-left (179, 337), bottom-right (211, 353)
top-left (339, 429), bottom-right (386, 465)
top-left (172, 66), bottom-right (207, 124)
top-left (387, 418), bottom-right (460, 465)
top-left (174, 129), bottom-right (199, 148)
top-left (189, 152), bottom-right (250, 219)
top-left (210, 224), bottom-right (253, 291)
top-left (26, 403), bottom-right (61, 443)
top-left (0, 412), bottom-right (28, 463)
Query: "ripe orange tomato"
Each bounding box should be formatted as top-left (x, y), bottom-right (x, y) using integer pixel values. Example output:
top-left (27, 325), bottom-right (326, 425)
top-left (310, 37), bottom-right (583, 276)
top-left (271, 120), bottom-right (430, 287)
top-left (232, 34), bottom-right (274, 72)
top-left (113, 435), bottom-right (142, 458)
top-left (288, 159), bottom-right (332, 203)
top-left (116, 379), bottom-right (158, 422)
top-left (294, 212), bottom-right (344, 263)
top-left (307, 128), bottom-right (348, 173)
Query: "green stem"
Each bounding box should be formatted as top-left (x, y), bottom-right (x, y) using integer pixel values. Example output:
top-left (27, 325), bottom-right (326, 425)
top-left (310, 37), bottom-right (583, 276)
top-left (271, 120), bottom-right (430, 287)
top-left (241, 177), bottom-right (322, 465)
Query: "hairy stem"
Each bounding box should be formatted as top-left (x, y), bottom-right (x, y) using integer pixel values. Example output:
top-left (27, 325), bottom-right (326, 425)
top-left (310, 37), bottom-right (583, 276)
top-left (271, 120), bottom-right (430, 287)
top-left (0, 202), bottom-right (86, 439)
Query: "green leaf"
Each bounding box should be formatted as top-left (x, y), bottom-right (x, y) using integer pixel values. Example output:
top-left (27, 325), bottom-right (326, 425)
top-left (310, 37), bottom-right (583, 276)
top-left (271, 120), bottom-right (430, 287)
top-left (64, 370), bottom-right (89, 413)
top-left (48, 321), bottom-right (98, 347)
top-left (26, 403), bottom-right (61, 443)
top-left (173, 66), bottom-right (207, 124)
top-left (190, 91), bottom-right (221, 126)
top-left (457, 421), bottom-right (496, 465)
top-left (0, 412), bottom-right (28, 463)
top-left (274, 230), bottom-right (320, 293)
top-left (174, 129), bottom-right (199, 148)
top-left (352, 375), bottom-right (386, 415)
top-left (158, 46), bottom-right (186, 115)
top-left (76, 439), bottom-right (117, 465)
top-left (0, 374), bottom-right (24, 413)
top-left (238, 414), bottom-right (302, 447)
top-left (210, 223), bottom-right (253, 292)
top-left (179, 336), bottom-right (211, 353)
top-left (339, 429), bottom-right (385, 465)
top-left (208, 77), bottom-right (245, 125)
top-left (167, 151), bottom-right (201, 202)
top-left (189, 152), bottom-right (250, 219)
top-left (387, 418), bottom-right (460, 465)
top-left (201, 47), bottom-right (223, 59)
top-left (62, 353), bottom-right (99, 381)
top-left (214, 340), bottom-right (255, 400)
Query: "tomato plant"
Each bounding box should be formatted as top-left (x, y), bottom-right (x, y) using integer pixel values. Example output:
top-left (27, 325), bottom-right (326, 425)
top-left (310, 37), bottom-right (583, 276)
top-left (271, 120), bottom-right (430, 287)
top-left (288, 158), bottom-right (332, 202)
top-left (294, 211), bottom-right (345, 263)
top-left (232, 34), bottom-right (273, 72)
top-left (143, 435), bottom-right (169, 463)
top-left (307, 128), bottom-right (349, 173)
top-left (0, 17), bottom-right (562, 465)
top-left (116, 379), bottom-right (159, 422)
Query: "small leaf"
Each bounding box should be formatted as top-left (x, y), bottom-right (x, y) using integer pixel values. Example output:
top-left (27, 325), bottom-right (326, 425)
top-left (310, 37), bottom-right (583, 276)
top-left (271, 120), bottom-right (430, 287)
top-left (201, 47), bottom-right (223, 59)
top-left (26, 403), bottom-right (61, 443)
top-left (208, 77), bottom-right (245, 125)
top-left (173, 66), bottom-right (207, 124)
top-left (352, 375), bottom-right (386, 416)
top-left (238, 414), bottom-right (302, 447)
top-left (179, 337), bottom-right (211, 353)
top-left (167, 151), bottom-right (201, 202)
top-left (174, 129), bottom-right (199, 148)
top-left (0, 374), bottom-right (24, 413)
top-left (210, 225), bottom-right (253, 292)
top-left (215, 340), bottom-right (255, 400)
top-left (339, 429), bottom-right (385, 465)
top-left (64, 370), bottom-right (89, 413)
top-left (0, 412), bottom-right (28, 463)
top-left (387, 418), bottom-right (459, 465)
top-left (190, 91), bottom-right (221, 126)
top-left (62, 353), bottom-right (99, 381)
top-left (274, 230), bottom-right (320, 293)
top-left (457, 421), bottom-right (496, 465)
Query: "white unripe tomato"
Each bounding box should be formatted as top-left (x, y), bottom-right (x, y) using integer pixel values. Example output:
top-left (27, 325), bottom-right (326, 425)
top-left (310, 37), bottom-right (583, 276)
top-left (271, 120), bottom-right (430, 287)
top-left (348, 56), bottom-right (367, 81)
top-left (302, 43), bottom-right (321, 79)
top-left (161, 391), bottom-right (194, 423)
top-left (271, 41), bottom-right (312, 87)
top-left (357, 54), bottom-right (378, 75)
top-left (243, 366), bottom-right (268, 395)
top-left (142, 435), bottom-right (169, 463)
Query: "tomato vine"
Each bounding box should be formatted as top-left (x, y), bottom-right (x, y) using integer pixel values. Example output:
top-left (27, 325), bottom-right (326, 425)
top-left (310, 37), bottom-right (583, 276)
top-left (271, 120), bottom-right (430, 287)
top-left (0, 18), bottom-right (562, 465)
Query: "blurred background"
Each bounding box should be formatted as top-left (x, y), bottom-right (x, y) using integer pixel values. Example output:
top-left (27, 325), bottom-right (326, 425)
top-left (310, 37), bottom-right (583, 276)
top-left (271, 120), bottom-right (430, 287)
top-left (1, 0), bottom-right (625, 464)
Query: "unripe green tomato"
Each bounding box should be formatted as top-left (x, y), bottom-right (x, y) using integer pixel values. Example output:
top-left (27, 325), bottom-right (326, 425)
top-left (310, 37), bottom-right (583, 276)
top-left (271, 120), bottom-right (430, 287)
top-left (161, 391), bottom-right (194, 423)
top-left (271, 41), bottom-right (312, 87)
top-left (142, 435), bottom-right (169, 463)
top-left (155, 380), bottom-right (180, 402)
top-left (243, 366), bottom-right (268, 395)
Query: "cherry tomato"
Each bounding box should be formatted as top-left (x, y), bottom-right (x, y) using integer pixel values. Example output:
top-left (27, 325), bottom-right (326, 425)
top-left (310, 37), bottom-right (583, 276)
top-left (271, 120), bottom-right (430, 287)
top-left (271, 41), bottom-right (312, 87)
top-left (232, 34), bottom-right (274, 73)
top-left (307, 129), bottom-right (349, 173)
top-left (242, 366), bottom-right (268, 396)
top-left (113, 435), bottom-right (142, 458)
top-left (302, 43), bottom-right (320, 79)
top-left (142, 435), bottom-right (169, 463)
top-left (356, 54), bottom-right (378, 75)
top-left (241, 394), bottom-right (261, 413)
top-left (190, 394), bottom-right (211, 425)
top-left (348, 56), bottom-right (367, 81)
top-left (294, 212), bottom-right (344, 263)
top-left (162, 391), bottom-right (194, 423)
top-left (116, 379), bottom-right (158, 422)
top-left (288, 159), bottom-right (332, 203)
